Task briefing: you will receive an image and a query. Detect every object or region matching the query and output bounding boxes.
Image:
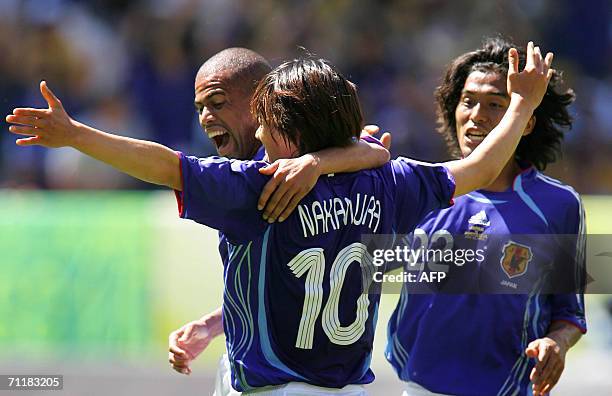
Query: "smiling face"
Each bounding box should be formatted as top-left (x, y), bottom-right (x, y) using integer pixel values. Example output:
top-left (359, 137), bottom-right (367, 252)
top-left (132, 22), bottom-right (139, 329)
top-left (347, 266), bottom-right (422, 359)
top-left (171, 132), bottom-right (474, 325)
top-left (194, 70), bottom-right (260, 159)
top-left (455, 70), bottom-right (513, 157)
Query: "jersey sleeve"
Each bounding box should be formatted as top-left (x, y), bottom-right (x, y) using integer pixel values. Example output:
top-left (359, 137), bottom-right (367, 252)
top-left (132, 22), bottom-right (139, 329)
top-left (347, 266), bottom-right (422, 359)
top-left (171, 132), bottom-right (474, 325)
top-left (174, 152), bottom-right (268, 241)
top-left (549, 193), bottom-right (587, 333)
top-left (390, 157), bottom-right (456, 234)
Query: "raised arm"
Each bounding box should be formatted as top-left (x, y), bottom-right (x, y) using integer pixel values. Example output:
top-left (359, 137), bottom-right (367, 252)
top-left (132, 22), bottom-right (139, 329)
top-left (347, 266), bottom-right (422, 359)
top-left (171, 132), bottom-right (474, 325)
top-left (257, 133), bottom-right (390, 223)
top-left (445, 42), bottom-right (554, 197)
top-left (6, 81), bottom-right (181, 190)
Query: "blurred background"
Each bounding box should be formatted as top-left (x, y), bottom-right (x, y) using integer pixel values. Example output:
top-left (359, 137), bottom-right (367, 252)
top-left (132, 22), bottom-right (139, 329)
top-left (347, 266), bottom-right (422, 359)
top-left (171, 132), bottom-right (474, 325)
top-left (0, 0), bottom-right (610, 394)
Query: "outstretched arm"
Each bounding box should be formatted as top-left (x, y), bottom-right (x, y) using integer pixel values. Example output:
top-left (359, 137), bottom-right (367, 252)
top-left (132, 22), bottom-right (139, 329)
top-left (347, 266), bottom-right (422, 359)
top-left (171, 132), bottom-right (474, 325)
top-left (445, 42), bottom-right (554, 197)
top-left (6, 81), bottom-right (181, 190)
top-left (257, 125), bottom-right (391, 223)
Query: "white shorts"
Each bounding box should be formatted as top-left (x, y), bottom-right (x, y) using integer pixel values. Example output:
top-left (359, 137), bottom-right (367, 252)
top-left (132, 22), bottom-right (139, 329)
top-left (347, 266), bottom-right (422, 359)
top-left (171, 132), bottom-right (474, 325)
top-left (243, 382), bottom-right (368, 395)
top-left (213, 353), bottom-right (368, 395)
top-left (213, 354), bottom-right (241, 396)
top-left (402, 381), bottom-right (451, 396)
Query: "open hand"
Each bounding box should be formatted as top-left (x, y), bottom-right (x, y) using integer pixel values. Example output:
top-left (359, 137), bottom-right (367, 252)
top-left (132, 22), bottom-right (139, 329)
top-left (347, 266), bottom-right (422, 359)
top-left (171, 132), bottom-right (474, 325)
top-left (6, 81), bottom-right (77, 148)
top-left (507, 42), bottom-right (554, 112)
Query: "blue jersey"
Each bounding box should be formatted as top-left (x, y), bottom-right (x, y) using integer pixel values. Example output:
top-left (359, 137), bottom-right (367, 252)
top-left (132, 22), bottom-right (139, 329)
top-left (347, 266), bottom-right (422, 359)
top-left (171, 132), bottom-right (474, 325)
top-left (386, 167), bottom-right (587, 396)
top-left (217, 146), bottom-right (266, 265)
top-left (175, 154), bottom-right (455, 391)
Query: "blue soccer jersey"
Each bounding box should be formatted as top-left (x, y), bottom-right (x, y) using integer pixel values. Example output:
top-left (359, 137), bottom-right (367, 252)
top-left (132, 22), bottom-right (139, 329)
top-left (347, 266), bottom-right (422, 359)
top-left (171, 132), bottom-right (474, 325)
top-left (175, 154), bottom-right (455, 391)
top-left (386, 167), bottom-right (587, 396)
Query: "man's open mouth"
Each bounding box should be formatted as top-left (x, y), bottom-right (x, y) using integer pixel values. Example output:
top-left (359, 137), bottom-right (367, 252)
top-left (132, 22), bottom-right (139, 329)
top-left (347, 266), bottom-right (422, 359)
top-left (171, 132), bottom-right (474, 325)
top-left (207, 129), bottom-right (230, 149)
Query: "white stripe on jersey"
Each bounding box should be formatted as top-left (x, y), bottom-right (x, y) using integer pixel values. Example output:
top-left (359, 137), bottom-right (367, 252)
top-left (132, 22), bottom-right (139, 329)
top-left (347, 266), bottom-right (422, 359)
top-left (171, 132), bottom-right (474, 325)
top-left (535, 173), bottom-right (586, 306)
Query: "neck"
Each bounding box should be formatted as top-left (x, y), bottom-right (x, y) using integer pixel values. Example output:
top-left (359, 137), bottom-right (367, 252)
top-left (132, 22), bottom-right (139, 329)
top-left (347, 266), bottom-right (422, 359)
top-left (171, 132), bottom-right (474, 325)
top-left (482, 159), bottom-right (524, 192)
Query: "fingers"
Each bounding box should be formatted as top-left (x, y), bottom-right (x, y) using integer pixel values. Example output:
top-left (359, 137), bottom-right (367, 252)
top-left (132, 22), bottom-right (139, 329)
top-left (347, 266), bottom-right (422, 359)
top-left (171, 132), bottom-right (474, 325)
top-left (40, 81), bottom-right (63, 109)
top-left (258, 161), bottom-right (279, 176)
top-left (15, 136), bottom-right (42, 146)
top-left (544, 52), bottom-right (554, 69)
top-left (361, 124), bottom-right (380, 138)
top-left (508, 48), bottom-right (519, 76)
top-left (276, 188), bottom-right (307, 223)
top-left (263, 186), bottom-right (291, 223)
top-left (380, 132), bottom-right (392, 150)
top-left (533, 354), bottom-right (562, 395)
top-left (534, 46), bottom-right (543, 73)
top-left (178, 324), bottom-right (194, 343)
top-left (9, 125), bottom-right (38, 136)
top-left (12, 108), bottom-right (50, 117)
top-left (6, 114), bottom-right (46, 129)
top-left (169, 344), bottom-right (190, 360)
top-left (525, 41), bottom-right (535, 70)
top-left (525, 341), bottom-right (539, 359)
top-left (534, 343), bottom-right (551, 375)
top-left (536, 360), bottom-right (560, 394)
top-left (168, 351), bottom-right (192, 375)
top-left (258, 166), bottom-right (282, 211)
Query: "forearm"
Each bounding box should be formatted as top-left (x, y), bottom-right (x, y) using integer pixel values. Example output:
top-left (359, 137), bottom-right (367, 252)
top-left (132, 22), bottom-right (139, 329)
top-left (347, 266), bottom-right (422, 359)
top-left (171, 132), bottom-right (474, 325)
top-left (446, 96), bottom-right (533, 196)
top-left (199, 306), bottom-right (224, 338)
top-left (546, 320), bottom-right (583, 351)
top-left (315, 140), bottom-right (390, 175)
top-left (71, 120), bottom-right (181, 190)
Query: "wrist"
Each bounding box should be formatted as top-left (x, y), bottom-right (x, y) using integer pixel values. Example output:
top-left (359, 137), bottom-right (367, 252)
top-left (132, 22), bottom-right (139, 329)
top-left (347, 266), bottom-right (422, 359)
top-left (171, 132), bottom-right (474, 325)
top-left (509, 93), bottom-right (537, 115)
top-left (307, 153), bottom-right (322, 175)
top-left (547, 332), bottom-right (570, 352)
top-left (70, 119), bottom-right (90, 149)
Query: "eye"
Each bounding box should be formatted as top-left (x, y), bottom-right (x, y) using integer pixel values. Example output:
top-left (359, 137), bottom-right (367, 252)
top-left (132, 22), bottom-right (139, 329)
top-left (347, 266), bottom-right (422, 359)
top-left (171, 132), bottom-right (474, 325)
top-left (489, 101), bottom-right (506, 109)
top-left (212, 101), bottom-right (224, 110)
top-left (461, 96), bottom-right (474, 108)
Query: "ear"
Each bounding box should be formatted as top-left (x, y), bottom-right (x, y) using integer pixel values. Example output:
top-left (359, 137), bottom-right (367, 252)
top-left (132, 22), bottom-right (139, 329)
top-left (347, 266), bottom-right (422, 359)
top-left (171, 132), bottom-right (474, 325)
top-left (523, 115), bottom-right (536, 136)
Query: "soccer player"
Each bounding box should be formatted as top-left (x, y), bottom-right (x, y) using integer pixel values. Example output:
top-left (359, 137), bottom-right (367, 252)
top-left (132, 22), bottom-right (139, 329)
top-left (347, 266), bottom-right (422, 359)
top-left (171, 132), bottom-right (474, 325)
top-left (385, 38), bottom-right (585, 396)
top-left (7, 43), bottom-right (552, 394)
top-left (169, 47), bottom-right (391, 389)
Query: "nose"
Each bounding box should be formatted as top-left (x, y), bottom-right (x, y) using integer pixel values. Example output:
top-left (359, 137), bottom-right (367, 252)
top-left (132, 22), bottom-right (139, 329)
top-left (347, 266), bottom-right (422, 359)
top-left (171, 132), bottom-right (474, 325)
top-left (469, 103), bottom-right (488, 124)
top-left (200, 106), bottom-right (216, 126)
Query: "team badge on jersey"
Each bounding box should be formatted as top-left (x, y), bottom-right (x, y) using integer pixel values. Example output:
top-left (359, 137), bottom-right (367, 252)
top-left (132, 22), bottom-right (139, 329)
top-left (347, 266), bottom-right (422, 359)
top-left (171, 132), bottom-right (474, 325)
top-left (500, 241), bottom-right (533, 278)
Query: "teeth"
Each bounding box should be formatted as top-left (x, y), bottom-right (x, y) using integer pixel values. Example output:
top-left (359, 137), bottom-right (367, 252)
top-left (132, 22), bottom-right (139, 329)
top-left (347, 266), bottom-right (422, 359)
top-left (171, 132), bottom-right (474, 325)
top-left (468, 134), bottom-right (485, 141)
top-left (207, 129), bottom-right (227, 138)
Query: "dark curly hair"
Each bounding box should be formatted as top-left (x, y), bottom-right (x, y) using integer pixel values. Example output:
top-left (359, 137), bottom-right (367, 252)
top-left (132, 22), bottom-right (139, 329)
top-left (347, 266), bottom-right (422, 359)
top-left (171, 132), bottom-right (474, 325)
top-left (435, 37), bottom-right (575, 170)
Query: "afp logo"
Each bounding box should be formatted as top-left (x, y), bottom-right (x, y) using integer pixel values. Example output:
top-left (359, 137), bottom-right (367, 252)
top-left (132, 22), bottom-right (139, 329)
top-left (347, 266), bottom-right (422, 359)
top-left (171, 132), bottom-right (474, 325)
top-left (500, 241), bottom-right (533, 279)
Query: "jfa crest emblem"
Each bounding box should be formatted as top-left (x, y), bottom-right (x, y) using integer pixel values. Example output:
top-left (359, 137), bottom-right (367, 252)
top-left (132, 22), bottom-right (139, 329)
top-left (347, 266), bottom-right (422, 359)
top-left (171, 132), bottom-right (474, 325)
top-left (500, 241), bottom-right (533, 278)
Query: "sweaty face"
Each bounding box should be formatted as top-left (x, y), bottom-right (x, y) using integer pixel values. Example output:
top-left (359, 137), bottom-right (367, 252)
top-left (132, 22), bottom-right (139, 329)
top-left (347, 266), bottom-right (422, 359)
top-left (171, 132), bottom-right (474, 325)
top-left (194, 71), bottom-right (260, 159)
top-left (455, 71), bottom-right (511, 158)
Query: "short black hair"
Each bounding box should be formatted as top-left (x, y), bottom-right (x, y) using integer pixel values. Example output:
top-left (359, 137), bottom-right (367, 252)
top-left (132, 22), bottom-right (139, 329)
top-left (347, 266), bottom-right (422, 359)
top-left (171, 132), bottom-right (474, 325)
top-left (251, 58), bottom-right (363, 155)
top-left (435, 37), bottom-right (575, 170)
top-left (197, 47), bottom-right (271, 94)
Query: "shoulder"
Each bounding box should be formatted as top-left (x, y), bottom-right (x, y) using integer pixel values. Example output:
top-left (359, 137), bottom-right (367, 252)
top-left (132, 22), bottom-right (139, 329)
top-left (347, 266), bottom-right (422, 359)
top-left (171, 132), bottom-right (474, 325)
top-left (182, 154), bottom-right (268, 172)
top-left (533, 172), bottom-right (582, 210)
top-left (533, 172), bottom-right (584, 230)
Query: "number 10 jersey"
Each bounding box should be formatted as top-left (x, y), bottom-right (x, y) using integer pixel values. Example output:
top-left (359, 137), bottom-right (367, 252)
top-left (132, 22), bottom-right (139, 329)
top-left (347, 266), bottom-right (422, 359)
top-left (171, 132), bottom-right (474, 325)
top-left (175, 153), bottom-right (455, 392)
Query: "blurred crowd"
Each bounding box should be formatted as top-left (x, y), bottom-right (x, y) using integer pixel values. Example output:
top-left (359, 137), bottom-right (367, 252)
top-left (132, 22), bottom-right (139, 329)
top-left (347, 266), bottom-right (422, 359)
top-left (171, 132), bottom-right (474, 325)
top-left (1, 0), bottom-right (610, 192)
